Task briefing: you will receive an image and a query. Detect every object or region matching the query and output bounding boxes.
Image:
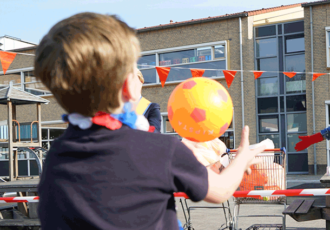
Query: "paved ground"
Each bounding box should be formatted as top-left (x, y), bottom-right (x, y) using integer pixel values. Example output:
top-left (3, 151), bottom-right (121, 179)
top-left (175, 174), bottom-right (328, 230)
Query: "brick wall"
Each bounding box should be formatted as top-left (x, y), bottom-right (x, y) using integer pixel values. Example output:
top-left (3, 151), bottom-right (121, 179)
top-left (138, 17), bottom-right (254, 148)
top-left (304, 5), bottom-right (330, 174)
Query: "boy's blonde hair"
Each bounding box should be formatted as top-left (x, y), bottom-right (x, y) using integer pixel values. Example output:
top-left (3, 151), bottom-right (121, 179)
top-left (137, 69), bottom-right (144, 83)
top-left (34, 12), bottom-right (140, 116)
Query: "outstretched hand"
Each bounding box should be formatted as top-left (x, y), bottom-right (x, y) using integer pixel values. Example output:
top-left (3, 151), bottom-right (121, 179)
top-left (236, 126), bottom-right (265, 175)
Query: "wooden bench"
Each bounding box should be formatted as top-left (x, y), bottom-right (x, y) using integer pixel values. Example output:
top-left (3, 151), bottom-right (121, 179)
top-left (283, 199), bottom-right (324, 222)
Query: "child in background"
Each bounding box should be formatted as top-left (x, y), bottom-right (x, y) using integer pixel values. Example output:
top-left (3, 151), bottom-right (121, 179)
top-left (35, 12), bottom-right (265, 230)
top-left (133, 69), bottom-right (162, 132)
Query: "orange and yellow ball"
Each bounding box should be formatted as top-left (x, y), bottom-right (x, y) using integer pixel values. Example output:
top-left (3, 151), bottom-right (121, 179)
top-left (167, 77), bottom-right (233, 142)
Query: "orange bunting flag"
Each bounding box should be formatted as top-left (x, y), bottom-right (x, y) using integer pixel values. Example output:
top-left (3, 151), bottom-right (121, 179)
top-left (156, 67), bottom-right (171, 87)
top-left (283, 72), bottom-right (296, 78)
top-left (0, 51), bottom-right (16, 75)
top-left (222, 70), bottom-right (237, 88)
top-left (190, 69), bottom-right (205, 78)
top-left (312, 73), bottom-right (326, 81)
top-left (253, 71), bottom-right (264, 80)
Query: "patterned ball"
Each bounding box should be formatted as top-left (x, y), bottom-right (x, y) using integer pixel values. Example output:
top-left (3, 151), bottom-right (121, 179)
top-left (167, 77), bottom-right (233, 142)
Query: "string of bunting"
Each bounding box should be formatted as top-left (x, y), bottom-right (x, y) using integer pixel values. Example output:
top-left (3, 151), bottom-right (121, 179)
top-left (0, 50), bottom-right (35, 75)
top-left (153, 66), bottom-right (328, 88)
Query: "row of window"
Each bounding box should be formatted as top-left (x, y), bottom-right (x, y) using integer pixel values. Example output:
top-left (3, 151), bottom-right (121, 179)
top-left (255, 21), bottom-right (307, 173)
top-left (138, 43), bottom-right (227, 84)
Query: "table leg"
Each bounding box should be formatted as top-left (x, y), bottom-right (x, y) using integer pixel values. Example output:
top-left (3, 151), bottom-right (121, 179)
top-left (17, 192), bottom-right (28, 217)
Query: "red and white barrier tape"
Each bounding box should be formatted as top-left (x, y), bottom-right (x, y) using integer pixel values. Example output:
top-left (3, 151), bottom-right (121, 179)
top-left (0, 197), bottom-right (39, 203)
top-left (174, 189), bottom-right (330, 199)
top-left (3, 189), bottom-right (330, 203)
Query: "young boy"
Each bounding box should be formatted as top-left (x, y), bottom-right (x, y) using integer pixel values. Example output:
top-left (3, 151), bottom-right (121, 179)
top-left (35, 12), bottom-right (265, 230)
top-left (133, 69), bottom-right (162, 132)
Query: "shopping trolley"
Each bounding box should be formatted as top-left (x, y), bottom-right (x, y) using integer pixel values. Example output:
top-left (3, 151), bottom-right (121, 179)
top-left (227, 148), bottom-right (287, 230)
top-left (174, 192), bottom-right (233, 230)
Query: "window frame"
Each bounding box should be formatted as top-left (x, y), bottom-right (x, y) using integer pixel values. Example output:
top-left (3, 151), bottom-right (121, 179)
top-left (42, 127), bottom-right (66, 150)
top-left (140, 40), bottom-right (228, 86)
top-left (326, 26), bottom-right (330, 68)
top-left (326, 100), bottom-right (330, 167)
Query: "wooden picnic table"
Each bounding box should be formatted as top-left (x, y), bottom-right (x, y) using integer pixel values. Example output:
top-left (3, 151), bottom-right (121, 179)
top-left (0, 179), bottom-right (39, 193)
top-left (0, 178), bottom-right (40, 224)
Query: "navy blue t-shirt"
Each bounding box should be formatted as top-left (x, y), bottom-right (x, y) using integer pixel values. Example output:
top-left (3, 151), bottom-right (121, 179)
top-left (144, 103), bottom-right (161, 133)
top-left (38, 124), bottom-right (208, 230)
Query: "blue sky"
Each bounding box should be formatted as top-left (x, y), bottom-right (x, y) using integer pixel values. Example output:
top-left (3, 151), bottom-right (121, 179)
top-left (0, 0), bottom-right (318, 44)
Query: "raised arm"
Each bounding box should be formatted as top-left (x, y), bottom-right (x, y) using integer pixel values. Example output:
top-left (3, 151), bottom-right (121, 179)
top-left (184, 126), bottom-right (265, 204)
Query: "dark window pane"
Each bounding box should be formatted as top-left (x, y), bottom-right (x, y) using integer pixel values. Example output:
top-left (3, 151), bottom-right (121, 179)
top-left (278, 37), bottom-right (284, 94)
top-left (18, 160), bottom-right (28, 176)
top-left (285, 54), bottom-right (305, 72)
top-left (163, 116), bottom-right (175, 133)
top-left (42, 129), bottom-right (48, 140)
top-left (288, 133), bottom-right (307, 152)
top-left (159, 47), bottom-right (211, 66)
top-left (166, 61), bottom-right (225, 82)
top-left (141, 69), bottom-right (157, 84)
top-left (259, 115), bottom-right (279, 133)
top-left (214, 45), bottom-right (225, 59)
top-left (258, 97), bottom-right (278, 113)
top-left (256, 25), bottom-right (276, 37)
top-left (257, 77), bottom-right (278, 96)
top-left (287, 113), bottom-right (307, 132)
top-left (42, 141), bottom-right (49, 150)
top-left (280, 114), bottom-right (286, 148)
top-left (285, 34), bottom-right (304, 53)
top-left (49, 129), bottom-right (65, 140)
top-left (285, 54), bottom-right (306, 94)
top-left (259, 134), bottom-right (280, 148)
top-left (257, 58), bottom-right (278, 77)
top-left (30, 160), bottom-right (39, 176)
top-left (288, 153), bottom-right (308, 172)
top-left (219, 131), bottom-right (234, 149)
top-left (278, 24), bottom-right (282, 34)
top-left (286, 95), bottom-right (306, 112)
top-left (284, 21), bottom-right (304, 34)
top-left (137, 55), bottom-right (156, 69)
top-left (256, 38), bottom-right (277, 57)
top-left (280, 96), bottom-right (284, 112)
top-left (0, 161), bottom-right (9, 176)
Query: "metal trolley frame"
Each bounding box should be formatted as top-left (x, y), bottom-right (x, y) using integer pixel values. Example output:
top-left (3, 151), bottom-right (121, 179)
top-left (227, 148), bottom-right (287, 230)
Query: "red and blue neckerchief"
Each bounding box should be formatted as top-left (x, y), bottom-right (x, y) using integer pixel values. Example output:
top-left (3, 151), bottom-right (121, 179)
top-left (62, 102), bottom-right (155, 132)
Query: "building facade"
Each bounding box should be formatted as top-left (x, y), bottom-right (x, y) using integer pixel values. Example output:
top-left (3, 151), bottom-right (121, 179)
top-left (0, 1), bottom-right (329, 175)
top-left (0, 35), bottom-right (36, 51)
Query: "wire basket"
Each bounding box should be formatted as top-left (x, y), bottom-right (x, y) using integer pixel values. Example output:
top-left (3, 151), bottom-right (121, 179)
top-left (228, 149), bottom-right (286, 204)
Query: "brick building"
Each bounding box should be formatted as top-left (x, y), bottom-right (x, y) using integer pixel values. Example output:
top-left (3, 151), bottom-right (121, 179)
top-left (0, 1), bottom-right (329, 175)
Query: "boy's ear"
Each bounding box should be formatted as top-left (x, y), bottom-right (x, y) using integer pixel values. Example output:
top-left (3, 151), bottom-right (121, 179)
top-left (122, 72), bottom-right (139, 102)
top-left (122, 76), bottom-right (132, 101)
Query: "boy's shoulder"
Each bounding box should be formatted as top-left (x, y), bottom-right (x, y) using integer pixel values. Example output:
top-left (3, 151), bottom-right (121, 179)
top-left (52, 124), bottom-right (182, 155)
